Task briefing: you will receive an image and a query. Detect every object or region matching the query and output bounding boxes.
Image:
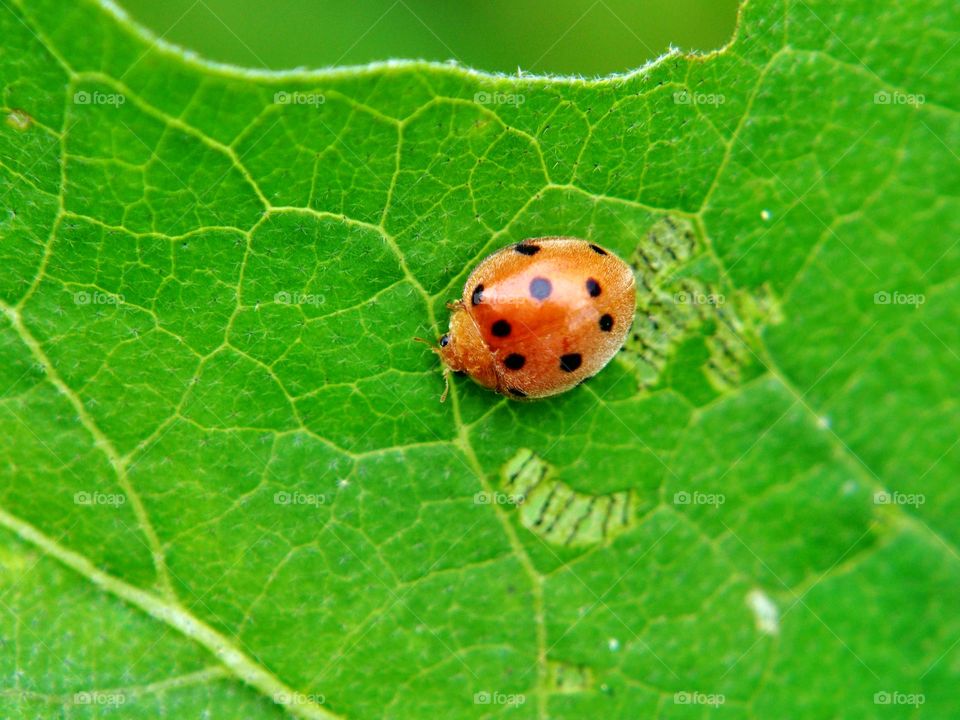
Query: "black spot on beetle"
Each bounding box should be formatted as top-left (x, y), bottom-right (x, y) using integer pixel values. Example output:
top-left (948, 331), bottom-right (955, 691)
top-left (515, 243), bottom-right (540, 255)
top-left (508, 387), bottom-right (528, 397)
top-left (529, 277), bottom-right (552, 300)
top-left (589, 243), bottom-right (607, 255)
top-left (504, 353), bottom-right (526, 370)
top-left (599, 313), bottom-right (614, 331)
top-left (492, 319), bottom-right (512, 337)
top-left (471, 284), bottom-right (484, 305)
top-left (586, 278), bottom-right (601, 297)
top-left (439, 334), bottom-right (450, 347)
top-left (559, 353), bottom-right (582, 372)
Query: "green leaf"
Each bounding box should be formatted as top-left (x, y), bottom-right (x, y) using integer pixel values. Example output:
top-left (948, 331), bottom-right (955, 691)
top-left (1, 0), bottom-right (958, 718)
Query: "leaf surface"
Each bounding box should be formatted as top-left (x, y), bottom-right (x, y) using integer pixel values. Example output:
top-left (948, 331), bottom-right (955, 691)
top-left (1, 0), bottom-right (958, 717)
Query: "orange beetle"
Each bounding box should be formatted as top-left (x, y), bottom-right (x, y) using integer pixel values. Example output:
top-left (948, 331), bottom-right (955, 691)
top-left (422, 237), bottom-right (636, 400)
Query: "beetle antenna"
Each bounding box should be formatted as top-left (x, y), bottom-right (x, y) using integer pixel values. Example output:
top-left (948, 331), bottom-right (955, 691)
top-left (414, 337), bottom-right (451, 401)
top-left (440, 368), bottom-right (450, 403)
top-left (413, 336), bottom-right (439, 354)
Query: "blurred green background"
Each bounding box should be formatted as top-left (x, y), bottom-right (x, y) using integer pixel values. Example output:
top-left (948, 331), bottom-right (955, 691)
top-left (117, 0), bottom-right (739, 76)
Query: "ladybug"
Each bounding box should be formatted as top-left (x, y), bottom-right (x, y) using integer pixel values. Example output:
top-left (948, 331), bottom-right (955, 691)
top-left (420, 237), bottom-right (636, 400)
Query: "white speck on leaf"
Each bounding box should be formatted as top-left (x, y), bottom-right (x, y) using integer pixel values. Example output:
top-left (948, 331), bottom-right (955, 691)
top-left (746, 589), bottom-right (780, 636)
top-left (5, 109), bottom-right (31, 131)
top-left (608, 637), bottom-right (620, 652)
top-left (760, 209), bottom-right (772, 221)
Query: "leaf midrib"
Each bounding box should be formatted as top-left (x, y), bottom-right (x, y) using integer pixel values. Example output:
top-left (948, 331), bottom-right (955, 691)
top-left (0, 504), bottom-right (340, 720)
